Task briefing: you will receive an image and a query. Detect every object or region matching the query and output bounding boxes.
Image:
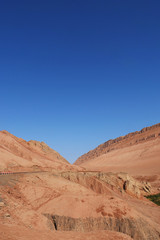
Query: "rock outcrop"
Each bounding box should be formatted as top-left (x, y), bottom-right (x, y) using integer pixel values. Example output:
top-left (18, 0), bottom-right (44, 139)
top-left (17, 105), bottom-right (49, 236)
top-left (45, 214), bottom-right (160, 240)
top-left (60, 171), bottom-right (152, 198)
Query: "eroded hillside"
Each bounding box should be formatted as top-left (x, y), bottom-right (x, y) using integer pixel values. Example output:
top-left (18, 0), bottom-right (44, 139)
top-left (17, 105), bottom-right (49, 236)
top-left (0, 130), bottom-right (78, 172)
top-left (74, 123), bottom-right (160, 176)
top-left (0, 129), bottom-right (160, 240)
top-left (0, 170), bottom-right (160, 240)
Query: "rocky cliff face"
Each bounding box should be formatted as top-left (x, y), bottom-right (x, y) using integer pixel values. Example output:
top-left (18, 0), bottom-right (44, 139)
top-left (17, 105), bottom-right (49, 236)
top-left (75, 123), bottom-right (160, 165)
top-left (45, 214), bottom-right (160, 240)
top-left (60, 171), bottom-right (152, 198)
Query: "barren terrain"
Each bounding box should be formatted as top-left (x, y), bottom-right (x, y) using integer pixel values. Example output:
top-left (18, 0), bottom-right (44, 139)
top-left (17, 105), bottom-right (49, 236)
top-left (75, 123), bottom-right (160, 189)
top-left (0, 126), bottom-right (160, 240)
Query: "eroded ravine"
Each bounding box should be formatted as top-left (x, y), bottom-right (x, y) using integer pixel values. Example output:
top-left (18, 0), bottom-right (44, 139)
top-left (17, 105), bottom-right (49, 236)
top-left (44, 214), bottom-right (160, 240)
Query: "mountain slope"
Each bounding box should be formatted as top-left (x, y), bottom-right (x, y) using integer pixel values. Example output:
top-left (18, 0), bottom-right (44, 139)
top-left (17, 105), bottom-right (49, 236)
top-left (0, 130), bottom-right (74, 172)
top-left (0, 130), bottom-right (160, 240)
top-left (74, 123), bottom-right (160, 176)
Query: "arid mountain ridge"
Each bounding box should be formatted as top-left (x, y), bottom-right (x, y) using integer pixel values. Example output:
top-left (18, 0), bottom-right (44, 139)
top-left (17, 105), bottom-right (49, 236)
top-left (0, 124), bottom-right (160, 240)
top-left (0, 130), bottom-right (78, 172)
top-left (75, 123), bottom-right (160, 165)
top-left (0, 130), bottom-right (67, 162)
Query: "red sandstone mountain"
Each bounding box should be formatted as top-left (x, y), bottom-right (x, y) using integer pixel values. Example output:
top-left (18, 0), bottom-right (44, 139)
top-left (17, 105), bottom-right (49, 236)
top-left (75, 123), bottom-right (160, 176)
top-left (0, 129), bottom-right (160, 240)
top-left (0, 130), bottom-right (77, 172)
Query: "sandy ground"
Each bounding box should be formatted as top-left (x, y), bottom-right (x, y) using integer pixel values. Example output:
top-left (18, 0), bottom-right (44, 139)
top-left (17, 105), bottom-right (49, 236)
top-left (0, 224), bottom-right (132, 240)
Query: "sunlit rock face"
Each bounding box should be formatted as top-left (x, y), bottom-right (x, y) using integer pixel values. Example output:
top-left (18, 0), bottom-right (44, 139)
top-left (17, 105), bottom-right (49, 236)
top-left (0, 127), bottom-right (160, 240)
top-left (75, 123), bottom-right (160, 176)
top-left (45, 214), bottom-right (160, 240)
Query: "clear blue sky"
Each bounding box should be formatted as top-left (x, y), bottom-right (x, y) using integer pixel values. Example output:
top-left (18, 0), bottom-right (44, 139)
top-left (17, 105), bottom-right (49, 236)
top-left (0, 0), bottom-right (160, 163)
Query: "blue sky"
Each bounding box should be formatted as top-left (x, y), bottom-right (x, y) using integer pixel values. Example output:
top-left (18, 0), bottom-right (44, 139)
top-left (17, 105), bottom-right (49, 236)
top-left (0, 0), bottom-right (160, 163)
